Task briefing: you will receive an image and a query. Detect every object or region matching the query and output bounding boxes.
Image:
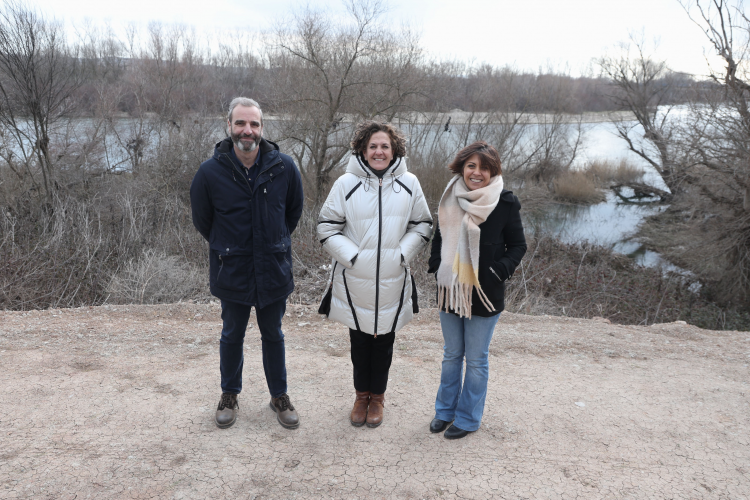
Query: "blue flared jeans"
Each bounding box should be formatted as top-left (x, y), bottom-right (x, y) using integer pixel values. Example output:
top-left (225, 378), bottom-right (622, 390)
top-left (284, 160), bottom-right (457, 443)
top-left (219, 298), bottom-right (288, 398)
top-left (434, 311), bottom-right (500, 432)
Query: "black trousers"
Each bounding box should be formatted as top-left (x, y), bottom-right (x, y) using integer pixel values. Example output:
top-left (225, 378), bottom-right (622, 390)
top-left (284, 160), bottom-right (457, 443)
top-left (349, 329), bottom-right (395, 394)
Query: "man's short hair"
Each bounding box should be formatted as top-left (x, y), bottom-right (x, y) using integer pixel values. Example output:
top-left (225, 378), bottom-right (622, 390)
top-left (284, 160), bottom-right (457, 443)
top-left (227, 97), bottom-right (263, 125)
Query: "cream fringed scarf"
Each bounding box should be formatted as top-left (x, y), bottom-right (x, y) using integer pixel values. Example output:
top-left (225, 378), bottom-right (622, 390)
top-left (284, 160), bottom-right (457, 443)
top-left (437, 174), bottom-right (504, 318)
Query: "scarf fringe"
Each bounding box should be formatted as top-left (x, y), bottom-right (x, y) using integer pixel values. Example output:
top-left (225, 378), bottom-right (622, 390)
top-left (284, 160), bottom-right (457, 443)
top-left (437, 279), bottom-right (496, 319)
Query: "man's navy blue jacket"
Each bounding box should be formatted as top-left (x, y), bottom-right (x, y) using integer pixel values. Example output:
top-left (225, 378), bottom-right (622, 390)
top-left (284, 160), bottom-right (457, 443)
top-left (190, 137), bottom-right (304, 308)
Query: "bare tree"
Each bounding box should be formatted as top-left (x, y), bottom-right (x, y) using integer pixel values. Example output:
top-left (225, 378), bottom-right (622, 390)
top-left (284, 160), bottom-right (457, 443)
top-left (268, 0), bottom-right (427, 203)
top-left (0, 1), bottom-right (85, 198)
top-left (519, 70), bottom-right (584, 184)
top-left (597, 34), bottom-right (681, 193)
top-left (674, 0), bottom-right (750, 303)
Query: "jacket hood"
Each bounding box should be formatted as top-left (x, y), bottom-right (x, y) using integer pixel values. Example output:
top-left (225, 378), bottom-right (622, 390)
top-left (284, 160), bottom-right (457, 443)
top-left (213, 137), bottom-right (280, 162)
top-left (345, 153), bottom-right (407, 178)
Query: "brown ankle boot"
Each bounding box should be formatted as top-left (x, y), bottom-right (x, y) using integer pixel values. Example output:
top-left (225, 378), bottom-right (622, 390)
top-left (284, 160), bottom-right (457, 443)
top-left (350, 391), bottom-right (370, 427)
top-left (366, 393), bottom-right (385, 428)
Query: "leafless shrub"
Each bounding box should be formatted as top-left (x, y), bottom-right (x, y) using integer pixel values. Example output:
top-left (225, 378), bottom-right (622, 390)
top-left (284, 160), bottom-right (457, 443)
top-left (0, 187), bottom-right (207, 310)
top-left (106, 249), bottom-right (208, 304)
top-left (408, 158), bottom-right (455, 208)
top-left (549, 160), bottom-right (643, 204)
top-left (504, 282), bottom-right (563, 317)
top-left (501, 235), bottom-right (748, 329)
top-left (0, 195), bottom-right (107, 309)
top-left (287, 206), bottom-right (333, 305)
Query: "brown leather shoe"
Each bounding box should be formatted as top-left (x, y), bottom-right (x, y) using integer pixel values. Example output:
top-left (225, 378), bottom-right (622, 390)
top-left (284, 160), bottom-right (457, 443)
top-left (215, 393), bottom-right (238, 429)
top-left (350, 391), bottom-right (370, 427)
top-left (366, 393), bottom-right (385, 428)
top-left (269, 393), bottom-right (300, 429)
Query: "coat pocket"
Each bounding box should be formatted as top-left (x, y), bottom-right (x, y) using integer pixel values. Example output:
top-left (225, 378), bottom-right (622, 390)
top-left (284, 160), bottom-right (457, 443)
top-left (267, 235), bottom-right (291, 253)
top-left (489, 265), bottom-right (504, 283)
top-left (210, 250), bottom-right (251, 293)
top-left (265, 235), bottom-right (293, 287)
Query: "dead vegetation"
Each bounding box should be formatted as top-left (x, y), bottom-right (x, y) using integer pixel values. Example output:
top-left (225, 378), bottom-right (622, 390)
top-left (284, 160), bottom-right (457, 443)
top-left (552, 171), bottom-right (606, 204)
top-left (551, 160), bottom-right (643, 204)
top-left (1, 0), bottom-right (749, 330)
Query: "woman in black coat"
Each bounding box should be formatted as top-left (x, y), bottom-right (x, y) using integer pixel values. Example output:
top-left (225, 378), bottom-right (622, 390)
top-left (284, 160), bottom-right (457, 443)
top-left (427, 141), bottom-right (527, 439)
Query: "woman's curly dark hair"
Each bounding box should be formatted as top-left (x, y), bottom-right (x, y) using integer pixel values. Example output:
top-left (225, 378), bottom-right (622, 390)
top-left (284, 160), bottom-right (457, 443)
top-left (350, 120), bottom-right (407, 158)
top-left (448, 141), bottom-right (502, 177)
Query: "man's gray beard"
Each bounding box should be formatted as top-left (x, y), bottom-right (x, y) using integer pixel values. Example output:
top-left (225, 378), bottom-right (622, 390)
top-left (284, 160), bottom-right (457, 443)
top-left (232, 133), bottom-right (259, 152)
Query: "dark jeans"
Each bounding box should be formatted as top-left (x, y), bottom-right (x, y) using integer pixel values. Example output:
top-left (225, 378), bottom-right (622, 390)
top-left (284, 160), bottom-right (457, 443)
top-left (220, 298), bottom-right (287, 398)
top-left (349, 328), bottom-right (395, 394)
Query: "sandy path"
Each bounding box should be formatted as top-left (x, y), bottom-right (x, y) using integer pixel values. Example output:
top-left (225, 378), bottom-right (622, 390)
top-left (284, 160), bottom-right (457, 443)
top-left (1, 303), bottom-right (748, 499)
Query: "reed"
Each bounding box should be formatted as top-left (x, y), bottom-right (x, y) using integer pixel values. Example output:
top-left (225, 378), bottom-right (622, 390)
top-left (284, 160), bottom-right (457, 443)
top-left (552, 171), bottom-right (606, 204)
top-left (585, 159), bottom-right (643, 185)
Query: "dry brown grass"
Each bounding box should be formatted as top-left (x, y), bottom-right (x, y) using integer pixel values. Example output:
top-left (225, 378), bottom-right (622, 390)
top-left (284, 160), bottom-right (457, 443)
top-left (552, 171), bottom-right (606, 204)
top-left (586, 159), bottom-right (643, 186)
top-left (550, 160), bottom-right (642, 204)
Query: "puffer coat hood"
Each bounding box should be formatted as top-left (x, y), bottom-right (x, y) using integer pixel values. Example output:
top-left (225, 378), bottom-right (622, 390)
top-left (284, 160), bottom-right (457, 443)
top-left (317, 154), bottom-right (433, 334)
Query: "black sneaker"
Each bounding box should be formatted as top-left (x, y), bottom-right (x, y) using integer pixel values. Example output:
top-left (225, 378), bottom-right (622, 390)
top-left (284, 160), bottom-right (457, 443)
top-left (215, 393), bottom-right (239, 429)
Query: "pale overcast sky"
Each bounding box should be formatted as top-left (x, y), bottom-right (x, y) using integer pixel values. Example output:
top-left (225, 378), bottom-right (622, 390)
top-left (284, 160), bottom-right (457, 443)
top-left (32, 0), bottom-right (721, 77)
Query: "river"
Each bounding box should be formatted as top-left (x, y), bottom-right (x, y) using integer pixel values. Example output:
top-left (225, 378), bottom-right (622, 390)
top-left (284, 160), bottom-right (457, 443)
top-left (541, 121), bottom-right (694, 280)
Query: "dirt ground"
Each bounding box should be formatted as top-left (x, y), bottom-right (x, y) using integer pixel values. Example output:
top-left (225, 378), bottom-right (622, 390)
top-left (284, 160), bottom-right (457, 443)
top-left (1, 303), bottom-right (748, 499)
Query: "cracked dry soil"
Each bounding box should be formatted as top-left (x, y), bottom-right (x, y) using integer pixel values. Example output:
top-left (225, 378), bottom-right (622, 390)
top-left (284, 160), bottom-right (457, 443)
top-left (1, 303), bottom-right (749, 499)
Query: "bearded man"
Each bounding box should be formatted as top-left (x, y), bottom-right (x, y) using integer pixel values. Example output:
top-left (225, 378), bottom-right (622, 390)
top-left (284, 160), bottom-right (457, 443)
top-left (190, 97), bottom-right (304, 429)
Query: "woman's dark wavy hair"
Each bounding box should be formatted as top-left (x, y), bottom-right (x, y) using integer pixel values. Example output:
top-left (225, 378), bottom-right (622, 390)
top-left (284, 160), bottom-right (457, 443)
top-left (448, 141), bottom-right (502, 177)
top-left (350, 120), bottom-right (408, 158)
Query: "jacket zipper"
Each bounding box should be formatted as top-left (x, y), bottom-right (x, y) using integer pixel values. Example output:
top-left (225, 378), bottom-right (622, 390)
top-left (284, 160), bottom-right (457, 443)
top-left (374, 176), bottom-right (383, 337)
top-left (263, 187), bottom-right (268, 221)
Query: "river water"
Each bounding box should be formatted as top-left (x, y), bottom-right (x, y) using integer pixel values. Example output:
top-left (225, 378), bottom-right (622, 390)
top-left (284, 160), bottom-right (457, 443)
top-left (541, 121), bottom-right (686, 274)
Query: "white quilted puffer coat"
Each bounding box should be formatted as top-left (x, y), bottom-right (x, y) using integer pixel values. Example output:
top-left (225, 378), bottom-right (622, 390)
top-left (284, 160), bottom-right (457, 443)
top-left (317, 154), bottom-right (433, 335)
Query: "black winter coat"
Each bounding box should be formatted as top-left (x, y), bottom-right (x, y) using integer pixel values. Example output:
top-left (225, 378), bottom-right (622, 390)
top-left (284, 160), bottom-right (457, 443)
top-left (190, 138), bottom-right (304, 308)
top-left (428, 189), bottom-right (527, 317)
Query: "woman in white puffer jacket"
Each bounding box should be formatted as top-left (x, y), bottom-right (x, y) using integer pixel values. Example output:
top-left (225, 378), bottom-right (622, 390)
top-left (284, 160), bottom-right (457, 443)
top-left (317, 121), bottom-right (432, 428)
